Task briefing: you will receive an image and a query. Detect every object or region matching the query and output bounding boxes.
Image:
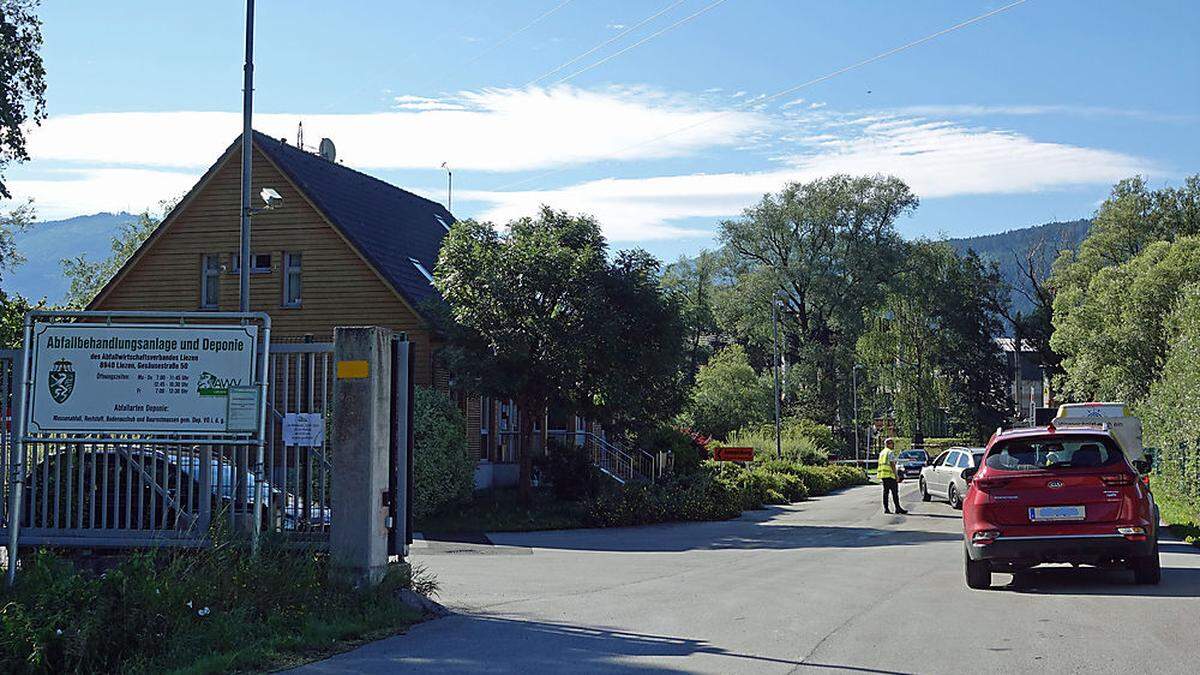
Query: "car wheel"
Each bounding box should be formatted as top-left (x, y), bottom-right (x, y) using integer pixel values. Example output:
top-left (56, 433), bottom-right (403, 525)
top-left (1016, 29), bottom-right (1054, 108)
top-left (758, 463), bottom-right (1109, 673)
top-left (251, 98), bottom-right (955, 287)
top-left (920, 478), bottom-right (931, 502)
top-left (948, 484), bottom-right (961, 510)
top-left (1132, 539), bottom-right (1161, 585)
top-left (965, 545), bottom-right (991, 589)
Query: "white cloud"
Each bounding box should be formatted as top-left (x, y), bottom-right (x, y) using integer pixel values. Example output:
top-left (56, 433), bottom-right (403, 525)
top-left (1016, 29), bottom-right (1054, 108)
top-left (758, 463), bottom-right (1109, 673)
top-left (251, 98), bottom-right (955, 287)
top-left (465, 115), bottom-right (1155, 240)
top-left (9, 168), bottom-right (199, 220)
top-left (25, 86), bottom-right (768, 173)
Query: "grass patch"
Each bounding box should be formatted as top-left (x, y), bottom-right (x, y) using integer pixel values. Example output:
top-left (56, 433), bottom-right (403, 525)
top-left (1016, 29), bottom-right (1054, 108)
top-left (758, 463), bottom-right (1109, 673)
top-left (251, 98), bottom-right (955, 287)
top-left (0, 534), bottom-right (434, 674)
top-left (1155, 488), bottom-right (1200, 546)
top-left (416, 488), bottom-right (587, 533)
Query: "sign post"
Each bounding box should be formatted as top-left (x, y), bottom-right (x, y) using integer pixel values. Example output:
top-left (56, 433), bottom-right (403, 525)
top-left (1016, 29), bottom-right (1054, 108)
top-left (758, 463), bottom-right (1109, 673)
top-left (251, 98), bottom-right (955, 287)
top-left (713, 446), bottom-right (755, 463)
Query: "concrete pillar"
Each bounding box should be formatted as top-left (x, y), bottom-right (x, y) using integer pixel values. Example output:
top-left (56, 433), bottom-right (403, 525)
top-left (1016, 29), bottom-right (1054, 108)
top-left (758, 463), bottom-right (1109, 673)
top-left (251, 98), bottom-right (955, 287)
top-left (330, 326), bottom-right (392, 587)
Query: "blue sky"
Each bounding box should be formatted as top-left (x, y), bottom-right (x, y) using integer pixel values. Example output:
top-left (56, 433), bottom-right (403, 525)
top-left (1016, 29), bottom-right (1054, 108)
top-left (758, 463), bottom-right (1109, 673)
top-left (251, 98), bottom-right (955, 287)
top-left (9, 0), bottom-right (1198, 262)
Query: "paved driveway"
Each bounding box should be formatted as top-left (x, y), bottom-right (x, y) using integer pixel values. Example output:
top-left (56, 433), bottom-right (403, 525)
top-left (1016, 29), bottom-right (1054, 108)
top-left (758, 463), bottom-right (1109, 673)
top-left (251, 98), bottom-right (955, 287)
top-left (297, 482), bottom-right (1200, 674)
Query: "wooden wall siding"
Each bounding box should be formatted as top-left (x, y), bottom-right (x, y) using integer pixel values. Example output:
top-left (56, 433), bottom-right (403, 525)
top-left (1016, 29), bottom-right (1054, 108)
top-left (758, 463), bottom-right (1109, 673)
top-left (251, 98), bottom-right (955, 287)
top-left (94, 146), bottom-right (436, 386)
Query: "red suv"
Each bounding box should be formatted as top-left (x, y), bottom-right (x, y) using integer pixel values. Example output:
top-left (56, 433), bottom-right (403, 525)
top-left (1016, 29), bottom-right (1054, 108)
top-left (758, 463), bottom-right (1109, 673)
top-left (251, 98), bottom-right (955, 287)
top-left (961, 426), bottom-right (1160, 589)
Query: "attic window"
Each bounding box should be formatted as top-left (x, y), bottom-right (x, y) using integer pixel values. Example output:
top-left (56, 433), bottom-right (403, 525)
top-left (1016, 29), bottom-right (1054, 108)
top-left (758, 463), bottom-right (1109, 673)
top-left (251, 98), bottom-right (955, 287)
top-left (434, 214), bottom-right (450, 232)
top-left (409, 257), bottom-right (434, 283)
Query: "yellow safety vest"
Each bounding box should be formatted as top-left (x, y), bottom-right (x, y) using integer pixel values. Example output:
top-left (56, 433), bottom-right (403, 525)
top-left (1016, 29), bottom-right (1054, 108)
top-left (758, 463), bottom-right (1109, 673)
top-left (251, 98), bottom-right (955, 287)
top-left (878, 447), bottom-right (897, 479)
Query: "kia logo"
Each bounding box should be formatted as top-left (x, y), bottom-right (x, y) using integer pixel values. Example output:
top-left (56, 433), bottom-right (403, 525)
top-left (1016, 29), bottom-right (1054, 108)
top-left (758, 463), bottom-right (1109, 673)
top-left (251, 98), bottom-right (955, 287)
top-left (1047, 480), bottom-right (1064, 489)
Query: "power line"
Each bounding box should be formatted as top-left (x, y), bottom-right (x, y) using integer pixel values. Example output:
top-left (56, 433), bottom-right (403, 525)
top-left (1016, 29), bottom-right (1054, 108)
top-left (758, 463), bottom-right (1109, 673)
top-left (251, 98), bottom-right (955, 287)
top-left (551, 0), bottom-right (730, 86)
top-left (462, 0), bottom-right (576, 69)
top-left (493, 0), bottom-right (1029, 191)
top-left (526, 0), bottom-right (688, 87)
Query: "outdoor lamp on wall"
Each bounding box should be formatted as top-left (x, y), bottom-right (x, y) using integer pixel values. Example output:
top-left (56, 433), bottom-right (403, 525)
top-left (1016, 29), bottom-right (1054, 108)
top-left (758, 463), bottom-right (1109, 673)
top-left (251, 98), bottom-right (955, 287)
top-left (247, 187), bottom-right (282, 216)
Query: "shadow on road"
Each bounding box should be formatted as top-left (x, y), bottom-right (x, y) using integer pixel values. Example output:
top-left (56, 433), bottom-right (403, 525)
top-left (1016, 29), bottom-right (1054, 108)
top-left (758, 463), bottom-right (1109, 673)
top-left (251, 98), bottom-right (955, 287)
top-left (297, 614), bottom-right (915, 674)
top-left (488, 521), bottom-right (961, 553)
top-left (999, 563), bottom-right (1200, 597)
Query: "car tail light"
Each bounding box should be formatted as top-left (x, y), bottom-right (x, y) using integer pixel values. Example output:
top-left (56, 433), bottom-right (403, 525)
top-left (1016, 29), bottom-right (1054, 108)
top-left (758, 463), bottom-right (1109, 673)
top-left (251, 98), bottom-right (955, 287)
top-left (971, 529), bottom-right (1001, 546)
top-left (974, 478), bottom-right (1009, 491)
top-left (1117, 526), bottom-right (1146, 542)
top-left (1101, 473), bottom-right (1135, 487)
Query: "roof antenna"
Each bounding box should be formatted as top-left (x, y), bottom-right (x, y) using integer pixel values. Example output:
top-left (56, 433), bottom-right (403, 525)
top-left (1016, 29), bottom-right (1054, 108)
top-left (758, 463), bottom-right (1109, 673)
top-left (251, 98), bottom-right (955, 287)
top-left (297, 121), bottom-right (304, 150)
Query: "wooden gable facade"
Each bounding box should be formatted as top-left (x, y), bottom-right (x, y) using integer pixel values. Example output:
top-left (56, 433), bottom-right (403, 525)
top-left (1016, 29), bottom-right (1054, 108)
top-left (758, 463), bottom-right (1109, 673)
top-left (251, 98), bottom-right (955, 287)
top-left (91, 135), bottom-right (439, 387)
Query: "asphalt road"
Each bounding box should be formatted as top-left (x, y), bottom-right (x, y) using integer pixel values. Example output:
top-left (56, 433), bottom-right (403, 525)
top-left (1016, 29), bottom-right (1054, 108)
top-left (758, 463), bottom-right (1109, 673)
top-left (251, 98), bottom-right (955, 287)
top-left (297, 482), bottom-right (1200, 674)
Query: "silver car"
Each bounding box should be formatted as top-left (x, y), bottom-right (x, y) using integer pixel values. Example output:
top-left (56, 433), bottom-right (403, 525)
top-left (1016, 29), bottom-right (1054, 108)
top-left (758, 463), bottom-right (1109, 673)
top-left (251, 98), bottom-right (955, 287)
top-left (919, 446), bottom-right (985, 509)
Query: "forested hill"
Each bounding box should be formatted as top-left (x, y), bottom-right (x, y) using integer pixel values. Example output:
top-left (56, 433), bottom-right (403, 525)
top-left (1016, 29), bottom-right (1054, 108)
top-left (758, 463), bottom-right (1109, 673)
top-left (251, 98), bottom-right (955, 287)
top-left (946, 219), bottom-right (1091, 317)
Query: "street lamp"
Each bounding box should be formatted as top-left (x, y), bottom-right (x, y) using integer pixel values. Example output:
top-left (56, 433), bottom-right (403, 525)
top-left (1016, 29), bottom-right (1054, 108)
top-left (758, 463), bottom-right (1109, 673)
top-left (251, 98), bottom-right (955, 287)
top-left (853, 364), bottom-right (863, 467)
top-left (239, 0), bottom-right (256, 314)
top-left (441, 162), bottom-right (453, 211)
top-left (771, 291), bottom-right (787, 460)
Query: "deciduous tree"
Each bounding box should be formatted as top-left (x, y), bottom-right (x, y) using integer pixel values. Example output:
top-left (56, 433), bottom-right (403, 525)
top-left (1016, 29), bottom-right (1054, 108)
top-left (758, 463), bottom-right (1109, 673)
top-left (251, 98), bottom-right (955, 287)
top-left (0, 0), bottom-right (46, 199)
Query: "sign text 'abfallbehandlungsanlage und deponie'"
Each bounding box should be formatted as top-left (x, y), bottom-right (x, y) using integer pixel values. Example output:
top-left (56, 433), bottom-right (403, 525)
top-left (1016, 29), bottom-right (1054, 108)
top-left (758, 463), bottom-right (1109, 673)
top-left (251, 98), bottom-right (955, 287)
top-left (27, 323), bottom-right (258, 433)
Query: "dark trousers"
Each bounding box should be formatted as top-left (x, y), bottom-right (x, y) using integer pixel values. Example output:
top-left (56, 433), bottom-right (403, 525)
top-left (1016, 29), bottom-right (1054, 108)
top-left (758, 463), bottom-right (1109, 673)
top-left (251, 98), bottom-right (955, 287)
top-left (882, 477), bottom-right (902, 511)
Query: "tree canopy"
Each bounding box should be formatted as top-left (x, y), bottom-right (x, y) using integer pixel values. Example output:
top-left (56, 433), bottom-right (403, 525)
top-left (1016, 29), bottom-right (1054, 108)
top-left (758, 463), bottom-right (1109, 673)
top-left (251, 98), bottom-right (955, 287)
top-left (434, 207), bottom-right (687, 497)
top-left (719, 174), bottom-right (915, 425)
top-left (0, 0), bottom-right (46, 199)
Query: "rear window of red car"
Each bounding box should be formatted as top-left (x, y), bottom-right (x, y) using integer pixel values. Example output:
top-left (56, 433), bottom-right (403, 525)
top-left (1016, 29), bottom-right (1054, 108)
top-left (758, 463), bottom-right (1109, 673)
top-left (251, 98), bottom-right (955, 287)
top-left (984, 435), bottom-right (1124, 472)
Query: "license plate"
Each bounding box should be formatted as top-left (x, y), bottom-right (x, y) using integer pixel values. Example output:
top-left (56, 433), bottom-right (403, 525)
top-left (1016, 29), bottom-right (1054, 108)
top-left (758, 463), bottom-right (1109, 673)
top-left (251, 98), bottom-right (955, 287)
top-left (1029, 505), bottom-right (1086, 522)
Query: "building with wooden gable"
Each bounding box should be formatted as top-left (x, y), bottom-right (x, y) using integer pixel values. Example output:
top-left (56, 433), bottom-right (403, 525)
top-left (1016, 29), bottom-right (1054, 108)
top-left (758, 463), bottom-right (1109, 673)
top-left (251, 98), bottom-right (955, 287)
top-left (90, 131), bottom-right (632, 488)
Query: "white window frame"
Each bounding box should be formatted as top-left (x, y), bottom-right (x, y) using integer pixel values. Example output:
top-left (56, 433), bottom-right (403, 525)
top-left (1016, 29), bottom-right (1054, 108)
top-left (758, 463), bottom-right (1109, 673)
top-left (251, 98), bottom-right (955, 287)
top-left (200, 254), bottom-right (221, 309)
top-left (230, 252), bottom-right (273, 274)
top-left (282, 251), bottom-right (302, 308)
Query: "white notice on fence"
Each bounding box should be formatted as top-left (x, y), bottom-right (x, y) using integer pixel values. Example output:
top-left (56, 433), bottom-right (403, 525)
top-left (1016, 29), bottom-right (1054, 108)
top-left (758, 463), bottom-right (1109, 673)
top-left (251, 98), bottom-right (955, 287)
top-left (27, 322), bottom-right (258, 434)
top-left (283, 412), bottom-right (325, 446)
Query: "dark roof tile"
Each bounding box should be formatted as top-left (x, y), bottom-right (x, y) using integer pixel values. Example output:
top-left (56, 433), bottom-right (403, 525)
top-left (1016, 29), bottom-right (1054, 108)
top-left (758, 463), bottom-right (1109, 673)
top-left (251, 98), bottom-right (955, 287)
top-left (252, 131), bottom-right (453, 319)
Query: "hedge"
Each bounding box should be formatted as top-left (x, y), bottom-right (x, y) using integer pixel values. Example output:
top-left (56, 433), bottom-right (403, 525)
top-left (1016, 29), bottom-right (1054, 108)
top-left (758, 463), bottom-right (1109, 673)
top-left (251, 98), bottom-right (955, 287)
top-left (412, 387), bottom-right (475, 519)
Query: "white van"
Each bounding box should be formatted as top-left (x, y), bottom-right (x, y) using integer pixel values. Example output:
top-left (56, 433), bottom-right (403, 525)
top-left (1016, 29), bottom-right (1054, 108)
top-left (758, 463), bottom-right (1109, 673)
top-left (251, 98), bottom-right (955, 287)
top-left (1052, 402), bottom-right (1144, 463)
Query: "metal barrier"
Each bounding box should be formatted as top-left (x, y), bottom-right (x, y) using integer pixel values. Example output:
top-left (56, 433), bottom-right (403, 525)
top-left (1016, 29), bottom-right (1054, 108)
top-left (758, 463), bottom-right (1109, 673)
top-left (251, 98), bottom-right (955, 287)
top-left (0, 335), bottom-right (338, 551)
top-left (265, 343), bottom-right (334, 546)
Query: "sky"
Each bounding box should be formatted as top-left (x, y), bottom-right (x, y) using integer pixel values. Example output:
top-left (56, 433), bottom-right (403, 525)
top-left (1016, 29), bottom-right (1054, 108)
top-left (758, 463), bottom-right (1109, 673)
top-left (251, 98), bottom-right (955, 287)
top-left (7, 0), bottom-right (1199, 262)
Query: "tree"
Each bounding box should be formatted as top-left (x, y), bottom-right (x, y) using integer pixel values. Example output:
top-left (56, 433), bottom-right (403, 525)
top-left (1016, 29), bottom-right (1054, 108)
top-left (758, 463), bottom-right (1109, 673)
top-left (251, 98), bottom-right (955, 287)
top-left (581, 248), bottom-right (689, 438)
top-left (684, 344), bottom-right (772, 440)
top-left (0, 198), bottom-right (38, 347)
top-left (60, 198), bottom-right (176, 308)
top-left (0, 197), bottom-right (32, 283)
top-left (1052, 236), bottom-right (1200, 403)
top-left (1051, 175), bottom-right (1200, 403)
top-left (719, 175), bottom-right (915, 425)
top-left (0, 0), bottom-right (47, 199)
top-left (857, 241), bottom-right (1008, 442)
top-left (435, 207), bottom-right (687, 499)
top-left (662, 249), bottom-right (724, 383)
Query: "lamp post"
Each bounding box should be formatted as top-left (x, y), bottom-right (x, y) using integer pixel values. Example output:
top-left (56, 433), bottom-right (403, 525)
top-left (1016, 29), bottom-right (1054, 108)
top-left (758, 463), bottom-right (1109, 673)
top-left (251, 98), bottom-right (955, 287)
top-left (853, 364), bottom-right (863, 467)
top-left (239, 0), bottom-right (256, 313)
top-left (771, 292), bottom-right (786, 460)
top-left (441, 162), bottom-right (453, 211)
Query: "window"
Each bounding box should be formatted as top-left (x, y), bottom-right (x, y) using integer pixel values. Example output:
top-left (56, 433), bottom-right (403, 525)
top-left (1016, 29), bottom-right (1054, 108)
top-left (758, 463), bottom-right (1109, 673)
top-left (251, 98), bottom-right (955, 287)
top-left (282, 252), bottom-right (302, 307)
top-left (985, 435), bottom-right (1124, 472)
top-left (200, 254), bottom-right (220, 308)
top-left (932, 451), bottom-right (949, 467)
top-left (956, 453), bottom-right (970, 468)
top-left (944, 452), bottom-right (961, 468)
top-left (409, 257), bottom-right (433, 283)
top-left (230, 252), bottom-right (273, 274)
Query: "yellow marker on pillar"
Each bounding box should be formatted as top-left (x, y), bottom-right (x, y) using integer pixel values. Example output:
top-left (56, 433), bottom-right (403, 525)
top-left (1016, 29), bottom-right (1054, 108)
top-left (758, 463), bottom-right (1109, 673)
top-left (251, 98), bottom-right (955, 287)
top-left (336, 360), bottom-right (369, 379)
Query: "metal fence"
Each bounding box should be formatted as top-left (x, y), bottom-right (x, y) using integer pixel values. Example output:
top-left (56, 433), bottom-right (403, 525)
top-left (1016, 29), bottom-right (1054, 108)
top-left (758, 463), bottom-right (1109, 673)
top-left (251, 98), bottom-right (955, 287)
top-left (0, 340), bottom-right (337, 550)
top-left (265, 343), bottom-right (335, 546)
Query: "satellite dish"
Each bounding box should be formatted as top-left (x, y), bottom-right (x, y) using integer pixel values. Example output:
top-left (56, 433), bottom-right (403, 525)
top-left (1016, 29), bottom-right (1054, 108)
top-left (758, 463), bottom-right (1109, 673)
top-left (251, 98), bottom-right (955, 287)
top-left (319, 138), bottom-right (336, 162)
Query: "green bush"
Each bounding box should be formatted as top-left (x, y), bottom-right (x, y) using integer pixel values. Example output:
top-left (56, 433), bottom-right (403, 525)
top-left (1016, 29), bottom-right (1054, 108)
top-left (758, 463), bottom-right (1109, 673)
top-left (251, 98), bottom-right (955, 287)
top-left (412, 386), bottom-right (475, 519)
top-left (725, 418), bottom-right (834, 465)
top-left (639, 426), bottom-right (706, 475)
top-left (0, 535), bottom-right (425, 674)
top-left (582, 464), bottom-right (744, 528)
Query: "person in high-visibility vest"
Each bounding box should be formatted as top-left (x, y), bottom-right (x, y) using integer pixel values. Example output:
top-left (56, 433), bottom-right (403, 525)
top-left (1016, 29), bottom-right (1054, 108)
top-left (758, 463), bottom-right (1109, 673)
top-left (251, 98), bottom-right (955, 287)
top-left (878, 438), bottom-right (907, 514)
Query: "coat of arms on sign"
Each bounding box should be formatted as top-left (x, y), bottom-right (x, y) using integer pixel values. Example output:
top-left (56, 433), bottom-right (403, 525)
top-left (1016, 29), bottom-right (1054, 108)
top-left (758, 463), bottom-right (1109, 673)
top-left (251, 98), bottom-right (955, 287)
top-left (49, 359), bottom-right (76, 404)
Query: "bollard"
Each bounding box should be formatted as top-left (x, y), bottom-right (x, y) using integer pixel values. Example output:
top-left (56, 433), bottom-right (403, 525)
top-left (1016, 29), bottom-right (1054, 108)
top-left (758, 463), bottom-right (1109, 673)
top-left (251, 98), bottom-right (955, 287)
top-left (330, 326), bottom-right (393, 587)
